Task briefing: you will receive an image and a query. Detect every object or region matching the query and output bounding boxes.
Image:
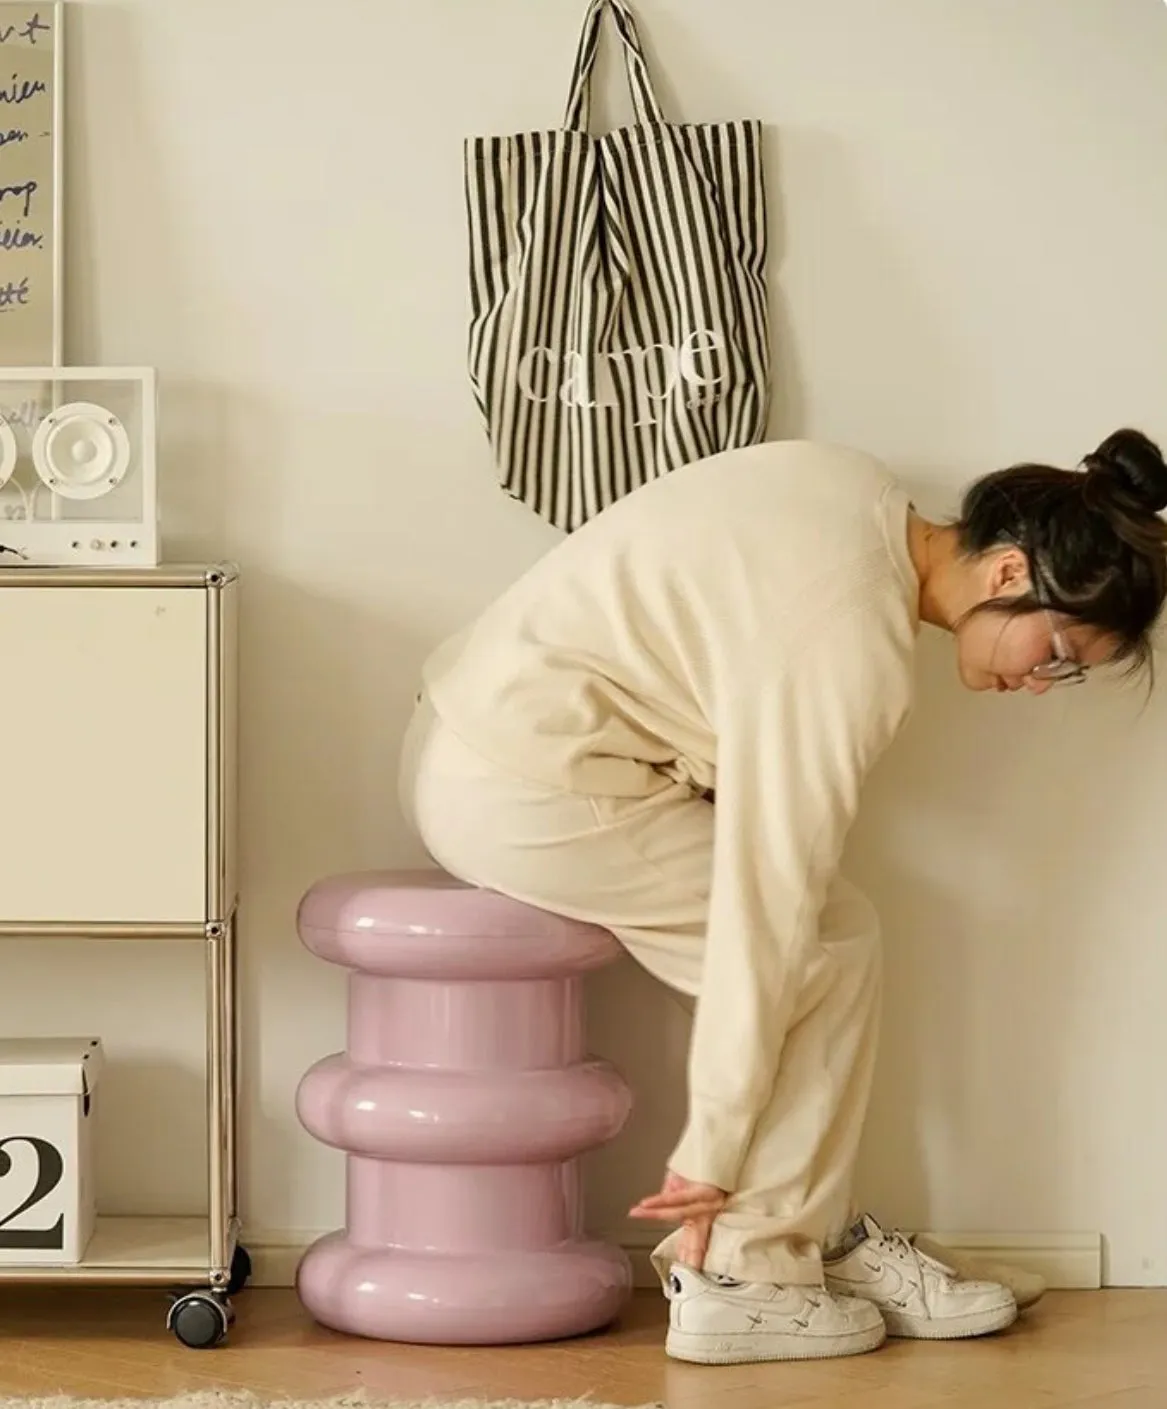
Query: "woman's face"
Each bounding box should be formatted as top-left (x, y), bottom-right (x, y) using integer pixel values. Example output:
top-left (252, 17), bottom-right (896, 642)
top-left (956, 610), bottom-right (1103, 693)
top-left (954, 547), bottom-right (1118, 694)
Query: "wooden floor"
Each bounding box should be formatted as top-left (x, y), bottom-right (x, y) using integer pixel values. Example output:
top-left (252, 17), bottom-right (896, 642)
top-left (1, 1287), bottom-right (1166, 1409)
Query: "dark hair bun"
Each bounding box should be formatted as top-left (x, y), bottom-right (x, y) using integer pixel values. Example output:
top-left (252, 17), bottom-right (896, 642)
top-left (1083, 428), bottom-right (1167, 514)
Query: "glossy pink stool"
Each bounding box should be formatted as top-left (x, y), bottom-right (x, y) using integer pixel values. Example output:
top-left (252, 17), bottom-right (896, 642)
top-left (294, 868), bottom-right (635, 1345)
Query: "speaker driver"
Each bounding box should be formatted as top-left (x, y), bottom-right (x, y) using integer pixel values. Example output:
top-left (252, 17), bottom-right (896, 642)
top-left (0, 418), bottom-right (16, 490)
top-left (32, 401), bottom-right (131, 501)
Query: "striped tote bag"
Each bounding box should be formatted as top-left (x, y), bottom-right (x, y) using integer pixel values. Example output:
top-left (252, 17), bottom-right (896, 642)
top-left (465, 0), bottom-right (770, 532)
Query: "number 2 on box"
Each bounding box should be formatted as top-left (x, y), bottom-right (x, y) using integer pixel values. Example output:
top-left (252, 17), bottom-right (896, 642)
top-left (0, 1136), bottom-right (65, 1250)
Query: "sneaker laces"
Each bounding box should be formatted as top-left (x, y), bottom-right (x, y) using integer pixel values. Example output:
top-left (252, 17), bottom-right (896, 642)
top-left (873, 1225), bottom-right (956, 1284)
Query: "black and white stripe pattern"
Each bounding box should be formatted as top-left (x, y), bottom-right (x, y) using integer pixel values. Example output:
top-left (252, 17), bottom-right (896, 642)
top-left (465, 0), bottom-right (770, 532)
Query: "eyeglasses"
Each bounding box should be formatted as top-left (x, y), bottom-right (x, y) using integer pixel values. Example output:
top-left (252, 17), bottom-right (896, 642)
top-left (1029, 629), bottom-right (1088, 685)
top-left (1029, 561), bottom-right (1088, 686)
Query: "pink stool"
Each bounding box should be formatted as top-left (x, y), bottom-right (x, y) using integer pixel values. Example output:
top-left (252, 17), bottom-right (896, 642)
top-left (294, 868), bottom-right (635, 1345)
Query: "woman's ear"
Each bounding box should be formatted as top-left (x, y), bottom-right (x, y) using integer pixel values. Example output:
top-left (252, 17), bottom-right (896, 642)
top-left (985, 545), bottom-right (1032, 600)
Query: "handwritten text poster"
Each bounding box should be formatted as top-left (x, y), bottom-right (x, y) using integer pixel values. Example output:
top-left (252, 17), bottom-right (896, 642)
top-left (0, 5), bottom-right (57, 365)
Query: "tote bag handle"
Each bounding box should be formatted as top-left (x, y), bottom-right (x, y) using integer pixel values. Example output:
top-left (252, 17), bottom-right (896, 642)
top-left (563, 0), bottom-right (666, 132)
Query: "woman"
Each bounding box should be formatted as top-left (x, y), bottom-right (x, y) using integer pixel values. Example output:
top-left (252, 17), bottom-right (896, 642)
top-left (398, 432), bottom-right (1167, 1365)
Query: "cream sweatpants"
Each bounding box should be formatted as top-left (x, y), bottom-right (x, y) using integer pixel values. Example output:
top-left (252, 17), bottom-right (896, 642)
top-left (397, 695), bottom-right (883, 1287)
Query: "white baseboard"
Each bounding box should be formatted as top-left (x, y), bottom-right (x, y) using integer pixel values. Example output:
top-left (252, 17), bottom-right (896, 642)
top-left (245, 1226), bottom-right (1101, 1292)
top-left (916, 1229), bottom-right (1102, 1290)
top-left (248, 1234), bottom-right (306, 1290)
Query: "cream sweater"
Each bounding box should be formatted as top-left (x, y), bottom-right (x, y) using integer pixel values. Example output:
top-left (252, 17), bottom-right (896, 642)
top-left (422, 440), bottom-right (920, 1191)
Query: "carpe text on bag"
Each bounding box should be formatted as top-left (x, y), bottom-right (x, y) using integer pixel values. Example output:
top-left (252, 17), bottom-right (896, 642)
top-left (516, 326), bottom-right (727, 428)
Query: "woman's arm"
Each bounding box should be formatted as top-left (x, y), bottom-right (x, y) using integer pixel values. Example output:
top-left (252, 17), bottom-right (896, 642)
top-left (666, 607), bottom-right (912, 1193)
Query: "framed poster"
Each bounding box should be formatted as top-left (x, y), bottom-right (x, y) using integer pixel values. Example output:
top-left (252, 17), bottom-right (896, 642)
top-left (0, 4), bottom-right (62, 366)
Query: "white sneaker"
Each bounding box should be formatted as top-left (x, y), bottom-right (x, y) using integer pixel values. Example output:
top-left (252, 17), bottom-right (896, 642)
top-left (910, 1233), bottom-right (1046, 1311)
top-left (664, 1263), bottom-right (887, 1364)
top-left (824, 1214), bottom-right (1018, 1340)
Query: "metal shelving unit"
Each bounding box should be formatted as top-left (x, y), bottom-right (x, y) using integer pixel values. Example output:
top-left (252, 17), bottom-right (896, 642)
top-left (0, 563), bottom-right (248, 1348)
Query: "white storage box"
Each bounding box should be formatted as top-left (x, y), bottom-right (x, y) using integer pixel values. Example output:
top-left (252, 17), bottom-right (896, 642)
top-left (0, 1038), bottom-right (103, 1265)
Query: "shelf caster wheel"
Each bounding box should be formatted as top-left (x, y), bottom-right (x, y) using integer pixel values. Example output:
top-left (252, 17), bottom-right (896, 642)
top-left (228, 1244), bottom-right (252, 1296)
top-left (167, 1290), bottom-right (232, 1349)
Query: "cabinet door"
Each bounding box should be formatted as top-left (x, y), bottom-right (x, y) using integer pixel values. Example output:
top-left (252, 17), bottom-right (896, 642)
top-left (0, 586), bottom-right (209, 926)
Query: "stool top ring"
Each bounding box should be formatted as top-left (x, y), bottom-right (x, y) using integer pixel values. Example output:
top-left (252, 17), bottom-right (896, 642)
top-left (297, 869), bottom-right (624, 980)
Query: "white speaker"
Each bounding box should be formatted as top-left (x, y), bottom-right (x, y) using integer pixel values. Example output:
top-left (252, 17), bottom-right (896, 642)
top-left (0, 367), bottom-right (157, 567)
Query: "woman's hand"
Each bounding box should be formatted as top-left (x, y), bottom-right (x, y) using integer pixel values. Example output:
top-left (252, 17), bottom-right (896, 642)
top-left (629, 1170), bottom-right (728, 1268)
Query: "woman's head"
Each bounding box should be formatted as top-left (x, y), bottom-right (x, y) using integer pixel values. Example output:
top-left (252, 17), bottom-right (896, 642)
top-left (947, 429), bottom-right (1167, 693)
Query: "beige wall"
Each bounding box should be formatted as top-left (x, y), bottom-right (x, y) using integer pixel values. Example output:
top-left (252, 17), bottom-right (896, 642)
top-left (4, 0), bottom-right (1165, 1285)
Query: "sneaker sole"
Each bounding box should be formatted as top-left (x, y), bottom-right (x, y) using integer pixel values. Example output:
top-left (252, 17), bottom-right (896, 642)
top-left (880, 1299), bottom-right (1019, 1340)
top-left (665, 1319), bottom-right (887, 1365)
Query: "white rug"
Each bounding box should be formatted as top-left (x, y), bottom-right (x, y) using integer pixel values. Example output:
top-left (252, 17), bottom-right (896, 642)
top-left (0, 1397), bottom-right (661, 1409)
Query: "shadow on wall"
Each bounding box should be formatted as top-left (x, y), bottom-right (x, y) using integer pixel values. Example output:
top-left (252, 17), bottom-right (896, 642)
top-left (847, 625), bottom-right (1166, 1240)
top-left (762, 122), bottom-right (804, 440)
top-left (582, 954), bottom-right (693, 1239)
top-left (231, 566), bottom-right (439, 1214)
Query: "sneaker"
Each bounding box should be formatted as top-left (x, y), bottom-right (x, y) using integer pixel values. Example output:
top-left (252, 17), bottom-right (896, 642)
top-left (910, 1233), bottom-right (1046, 1311)
top-left (664, 1262), bottom-right (887, 1364)
top-left (824, 1214), bottom-right (1018, 1340)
